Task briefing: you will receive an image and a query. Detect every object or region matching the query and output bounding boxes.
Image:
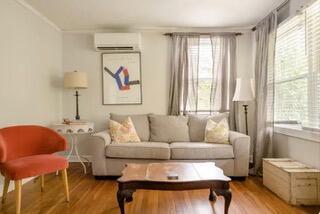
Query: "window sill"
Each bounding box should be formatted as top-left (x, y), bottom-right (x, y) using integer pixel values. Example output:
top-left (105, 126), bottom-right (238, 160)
top-left (274, 124), bottom-right (320, 143)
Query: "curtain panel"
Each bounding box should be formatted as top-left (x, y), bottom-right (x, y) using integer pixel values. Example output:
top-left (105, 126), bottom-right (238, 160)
top-left (253, 12), bottom-right (277, 174)
top-left (168, 33), bottom-right (237, 130)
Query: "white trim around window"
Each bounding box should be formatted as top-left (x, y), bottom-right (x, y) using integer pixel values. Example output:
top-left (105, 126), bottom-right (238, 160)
top-left (274, 124), bottom-right (320, 143)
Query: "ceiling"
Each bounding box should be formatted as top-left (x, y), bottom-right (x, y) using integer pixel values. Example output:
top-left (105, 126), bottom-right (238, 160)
top-left (24, 0), bottom-right (284, 31)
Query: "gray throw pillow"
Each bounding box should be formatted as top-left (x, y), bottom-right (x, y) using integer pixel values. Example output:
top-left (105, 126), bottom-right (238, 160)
top-left (149, 115), bottom-right (190, 142)
top-left (109, 113), bottom-right (150, 141)
top-left (188, 113), bottom-right (229, 142)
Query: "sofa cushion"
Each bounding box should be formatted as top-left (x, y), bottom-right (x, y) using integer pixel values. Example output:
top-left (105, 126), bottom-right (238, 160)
top-left (170, 142), bottom-right (234, 160)
top-left (188, 113), bottom-right (229, 142)
top-left (110, 113), bottom-right (150, 141)
top-left (109, 117), bottom-right (140, 143)
top-left (149, 115), bottom-right (190, 142)
top-left (106, 142), bottom-right (170, 160)
top-left (204, 118), bottom-right (229, 144)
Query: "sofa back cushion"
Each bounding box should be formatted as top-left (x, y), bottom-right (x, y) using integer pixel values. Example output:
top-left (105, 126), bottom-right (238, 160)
top-left (188, 113), bottom-right (229, 142)
top-left (149, 115), bottom-right (190, 142)
top-left (110, 113), bottom-right (150, 141)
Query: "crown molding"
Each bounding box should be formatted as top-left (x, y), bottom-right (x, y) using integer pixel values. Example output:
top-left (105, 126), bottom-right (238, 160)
top-left (62, 26), bottom-right (253, 34)
top-left (13, 1), bottom-right (254, 35)
top-left (15, 0), bottom-right (61, 32)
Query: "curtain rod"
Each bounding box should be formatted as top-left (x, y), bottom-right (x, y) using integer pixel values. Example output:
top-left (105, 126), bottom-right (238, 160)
top-left (251, 0), bottom-right (290, 31)
top-left (163, 32), bottom-right (243, 36)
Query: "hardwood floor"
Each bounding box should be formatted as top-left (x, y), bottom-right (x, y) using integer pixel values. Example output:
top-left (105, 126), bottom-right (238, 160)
top-left (0, 163), bottom-right (319, 214)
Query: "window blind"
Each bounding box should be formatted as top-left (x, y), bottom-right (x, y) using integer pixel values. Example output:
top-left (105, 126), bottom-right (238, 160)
top-left (274, 0), bottom-right (320, 130)
top-left (274, 14), bottom-right (308, 123)
top-left (305, 0), bottom-right (320, 130)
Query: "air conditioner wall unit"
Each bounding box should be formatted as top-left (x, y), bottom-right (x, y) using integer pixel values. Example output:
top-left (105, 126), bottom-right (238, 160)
top-left (94, 33), bottom-right (141, 52)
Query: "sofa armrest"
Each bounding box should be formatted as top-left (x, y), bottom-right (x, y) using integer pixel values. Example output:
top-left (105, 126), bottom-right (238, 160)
top-left (229, 131), bottom-right (250, 176)
top-left (91, 130), bottom-right (111, 175)
top-left (92, 130), bottom-right (111, 145)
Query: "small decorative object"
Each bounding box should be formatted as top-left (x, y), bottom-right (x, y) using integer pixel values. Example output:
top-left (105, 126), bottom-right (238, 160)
top-left (167, 172), bottom-right (179, 180)
top-left (102, 52), bottom-right (142, 105)
top-left (64, 70), bottom-right (88, 120)
top-left (232, 78), bottom-right (255, 135)
top-left (63, 118), bottom-right (71, 125)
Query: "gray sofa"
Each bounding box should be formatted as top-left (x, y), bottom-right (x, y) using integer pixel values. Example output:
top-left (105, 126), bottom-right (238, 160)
top-left (91, 114), bottom-right (250, 178)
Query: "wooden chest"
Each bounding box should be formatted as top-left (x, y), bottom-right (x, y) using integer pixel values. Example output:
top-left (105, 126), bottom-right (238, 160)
top-left (263, 158), bottom-right (320, 205)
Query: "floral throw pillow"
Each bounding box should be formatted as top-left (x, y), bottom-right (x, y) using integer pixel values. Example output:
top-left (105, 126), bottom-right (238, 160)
top-left (204, 118), bottom-right (229, 144)
top-left (109, 117), bottom-right (140, 143)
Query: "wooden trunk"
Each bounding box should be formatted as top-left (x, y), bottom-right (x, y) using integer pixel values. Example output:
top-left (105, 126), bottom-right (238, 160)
top-left (263, 158), bottom-right (320, 205)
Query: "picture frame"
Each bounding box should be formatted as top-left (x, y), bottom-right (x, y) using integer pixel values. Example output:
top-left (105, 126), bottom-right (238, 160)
top-left (102, 52), bottom-right (142, 105)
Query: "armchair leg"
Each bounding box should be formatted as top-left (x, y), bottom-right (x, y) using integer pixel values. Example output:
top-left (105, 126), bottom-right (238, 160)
top-left (61, 169), bottom-right (70, 202)
top-left (40, 175), bottom-right (44, 192)
top-left (2, 176), bottom-right (10, 204)
top-left (15, 180), bottom-right (22, 214)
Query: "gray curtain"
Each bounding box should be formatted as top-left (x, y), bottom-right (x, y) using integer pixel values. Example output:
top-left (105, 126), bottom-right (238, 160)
top-left (168, 33), bottom-right (237, 130)
top-left (168, 35), bottom-right (199, 115)
top-left (253, 12), bottom-right (277, 174)
top-left (210, 36), bottom-right (237, 130)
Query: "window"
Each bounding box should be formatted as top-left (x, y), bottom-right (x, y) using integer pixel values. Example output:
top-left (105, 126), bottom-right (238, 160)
top-left (274, 0), bottom-right (320, 130)
top-left (185, 36), bottom-right (224, 114)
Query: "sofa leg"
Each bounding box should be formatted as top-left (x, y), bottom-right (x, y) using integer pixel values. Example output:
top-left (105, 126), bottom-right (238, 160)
top-left (231, 176), bottom-right (246, 181)
top-left (95, 176), bottom-right (119, 180)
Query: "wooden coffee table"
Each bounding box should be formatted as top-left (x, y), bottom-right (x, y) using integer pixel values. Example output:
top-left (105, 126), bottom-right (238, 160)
top-left (117, 162), bottom-right (232, 214)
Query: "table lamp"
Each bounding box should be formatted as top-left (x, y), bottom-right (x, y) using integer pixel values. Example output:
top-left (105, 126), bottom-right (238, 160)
top-left (232, 78), bottom-right (255, 135)
top-left (64, 70), bottom-right (88, 120)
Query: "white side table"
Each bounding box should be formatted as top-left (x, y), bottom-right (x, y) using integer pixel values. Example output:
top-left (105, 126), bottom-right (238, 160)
top-left (51, 122), bottom-right (94, 174)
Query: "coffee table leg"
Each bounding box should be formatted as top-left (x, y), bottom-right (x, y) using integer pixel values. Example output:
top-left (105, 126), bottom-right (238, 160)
top-left (209, 188), bottom-right (217, 201)
top-left (117, 189), bottom-right (127, 214)
top-left (117, 189), bottom-right (135, 214)
top-left (216, 189), bottom-right (232, 214)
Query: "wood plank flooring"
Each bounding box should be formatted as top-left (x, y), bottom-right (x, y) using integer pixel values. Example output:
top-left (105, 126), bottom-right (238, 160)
top-left (0, 163), bottom-right (319, 214)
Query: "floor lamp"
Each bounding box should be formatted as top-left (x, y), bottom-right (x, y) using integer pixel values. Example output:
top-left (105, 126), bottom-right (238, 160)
top-left (64, 70), bottom-right (88, 120)
top-left (232, 78), bottom-right (255, 135)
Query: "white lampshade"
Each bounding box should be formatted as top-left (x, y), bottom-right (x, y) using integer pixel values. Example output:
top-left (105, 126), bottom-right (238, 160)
top-left (232, 78), bottom-right (255, 101)
top-left (64, 71), bottom-right (88, 89)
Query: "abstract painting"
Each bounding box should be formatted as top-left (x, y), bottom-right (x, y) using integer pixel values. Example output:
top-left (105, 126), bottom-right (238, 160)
top-left (102, 52), bottom-right (142, 104)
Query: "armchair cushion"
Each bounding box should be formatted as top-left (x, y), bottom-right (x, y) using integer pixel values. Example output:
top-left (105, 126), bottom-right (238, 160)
top-left (0, 154), bottom-right (68, 180)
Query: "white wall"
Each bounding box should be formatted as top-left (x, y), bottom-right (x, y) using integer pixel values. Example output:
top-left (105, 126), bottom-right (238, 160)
top-left (62, 32), bottom-right (171, 155)
top-left (62, 31), bottom-right (254, 156)
top-left (0, 0), bottom-right (62, 127)
top-left (273, 133), bottom-right (320, 169)
top-left (0, 0), bottom-right (62, 191)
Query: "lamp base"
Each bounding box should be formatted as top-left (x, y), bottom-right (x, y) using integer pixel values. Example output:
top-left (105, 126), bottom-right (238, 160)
top-left (75, 90), bottom-right (80, 120)
top-left (243, 104), bottom-right (248, 135)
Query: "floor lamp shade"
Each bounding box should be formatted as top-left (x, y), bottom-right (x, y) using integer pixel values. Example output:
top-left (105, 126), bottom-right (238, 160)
top-left (64, 71), bottom-right (88, 89)
top-left (232, 78), bottom-right (255, 101)
top-left (233, 78), bottom-right (255, 136)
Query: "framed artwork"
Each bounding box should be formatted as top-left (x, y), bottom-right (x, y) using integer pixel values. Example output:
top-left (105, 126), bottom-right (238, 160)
top-left (102, 52), bottom-right (142, 105)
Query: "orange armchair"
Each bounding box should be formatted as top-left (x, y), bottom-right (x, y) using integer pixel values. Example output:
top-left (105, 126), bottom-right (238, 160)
top-left (0, 125), bottom-right (70, 214)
